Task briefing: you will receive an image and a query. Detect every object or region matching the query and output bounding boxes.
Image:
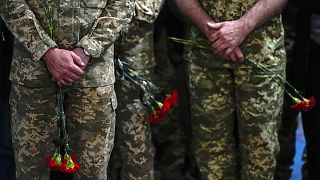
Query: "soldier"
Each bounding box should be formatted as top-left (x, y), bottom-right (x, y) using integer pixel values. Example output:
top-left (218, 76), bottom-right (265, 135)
top-left (0, 0), bottom-right (134, 179)
top-left (107, 0), bottom-right (164, 179)
top-left (174, 0), bottom-right (287, 179)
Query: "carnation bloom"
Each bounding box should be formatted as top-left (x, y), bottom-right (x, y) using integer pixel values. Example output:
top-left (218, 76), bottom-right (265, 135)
top-left (63, 153), bottom-right (80, 174)
top-left (290, 96), bottom-right (316, 112)
top-left (147, 90), bottom-right (179, 123)
top-left (47, 151), bottom-right (80, 173)
top-left (47, 152), bottom-right (64, 172)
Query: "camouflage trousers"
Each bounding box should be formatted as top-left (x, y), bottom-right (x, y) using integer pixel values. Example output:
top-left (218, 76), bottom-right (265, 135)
top-left (188, 62), bottom-right (284, 180)
top-left (108, 68), bottom-right (154, 180)
top-left (9, 83), bottom-right (117, 180)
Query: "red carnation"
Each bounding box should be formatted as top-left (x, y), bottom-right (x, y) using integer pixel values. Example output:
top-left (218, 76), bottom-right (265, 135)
top-left (290, 96), bottom-right (316, 112)
top-left (147, 90), bottom-right (179, 123)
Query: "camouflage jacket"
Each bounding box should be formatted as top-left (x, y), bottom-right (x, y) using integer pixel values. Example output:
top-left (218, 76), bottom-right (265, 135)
top-left (116, 0), bottom-right (164, 70)
top-left (185, 0), bottom-right (286, 69)
top-left (134, 0), bottom-right (164, 23)
top-left (0, 0), bottom-right (134, 87)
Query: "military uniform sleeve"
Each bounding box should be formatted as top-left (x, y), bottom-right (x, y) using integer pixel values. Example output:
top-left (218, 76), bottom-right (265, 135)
top-left (0, 0), bottom-right (57, 62)
top-left (77, 0), bottom-right (134, 59)
top-left (134, 0), bottom-right (164, 23)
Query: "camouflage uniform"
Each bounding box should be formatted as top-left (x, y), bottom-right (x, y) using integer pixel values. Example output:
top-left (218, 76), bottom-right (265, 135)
top-left (107, 0), bottom-right (163, 179)
top-left (184, 0), bottom-right (286, 179)
top-left (0, 0), bottom-right (133, 179)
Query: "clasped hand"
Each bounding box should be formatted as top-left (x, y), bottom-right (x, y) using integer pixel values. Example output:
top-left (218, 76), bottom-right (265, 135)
top-left (43, 47), bottom-right (90, 86)
top-left (206, 19), bottom-right (250, 62)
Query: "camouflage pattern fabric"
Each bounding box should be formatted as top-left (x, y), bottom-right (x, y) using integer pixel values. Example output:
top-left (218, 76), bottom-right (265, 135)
top-left (109, 68), bottom-right (155, 180)
top-left (1, 0), bottom-right (132, 179)
top-left (9, 83), bottom-right (117, 180)
top-left (0, 0), bottom-right (134, 87)
top-left (107, 0), bottom-right (164, 178)
top-left (188, 63), bottom-right (285, 180)
top-left (183, 0), bottom-right (286, 179)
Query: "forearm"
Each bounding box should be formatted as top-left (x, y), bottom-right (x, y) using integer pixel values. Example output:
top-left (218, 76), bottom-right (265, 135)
top-left (174, 0), bottom-right (213, 38)
top-left (240, 0), bottom-right (288, 34)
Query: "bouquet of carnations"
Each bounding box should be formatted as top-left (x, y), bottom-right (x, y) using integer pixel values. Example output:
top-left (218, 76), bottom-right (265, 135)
top-left (46, 86), bottom-right (80, 174)
top-left (44, 5), bottom-right (80, 174)
top-left (115, 56), bottom-right (179, 123)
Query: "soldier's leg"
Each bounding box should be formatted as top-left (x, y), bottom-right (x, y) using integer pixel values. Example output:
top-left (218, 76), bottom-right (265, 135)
top-left (188, 63), bottom-right (237, 180)
top-left (113, 69), bottom-right (154, 180)
top-left (235, 67), bottom-right (284, 179)
top-left (108, 19), bottom-right (156, 180)
top-left (65, 85), bottom-right (117, 180)
top-left (9, 83), bottom-right (58, 180)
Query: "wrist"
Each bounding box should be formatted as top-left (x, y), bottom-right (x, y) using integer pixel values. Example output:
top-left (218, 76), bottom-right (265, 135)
top-left (239, 17), bottom-right (255, 36)
top-left (43, 48), bottom-right (57, 62)
top-left (203, 20), bottom-right (215, 39)
top-left (75, 47), bottom-right (91, 60)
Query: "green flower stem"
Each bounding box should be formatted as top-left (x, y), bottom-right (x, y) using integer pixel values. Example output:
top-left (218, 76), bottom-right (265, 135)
top-left (246, 59), bottom-right (304, 100)
top-left (45, 5), bottom-right (68, 149)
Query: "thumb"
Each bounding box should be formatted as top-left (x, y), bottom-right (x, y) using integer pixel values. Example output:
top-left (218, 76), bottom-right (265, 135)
top-left (207, 22), bottom-right (223, 29)
top-left (71, 52), bottom-right (85, 67)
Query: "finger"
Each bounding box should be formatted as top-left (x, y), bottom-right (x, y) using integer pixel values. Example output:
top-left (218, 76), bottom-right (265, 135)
top-left (211, 40), bottom-right (224, 55)
top-left (208, 32), bottom-right (219, 44)
top-left (63, 71), bottom-right (81, 81)
top-left (207, 22), bottom-right (223, 30)
top-left (208, 33), bottom-right (219, 45)
top-left (228, 52), bottom-right (237, 62)
top-left (224, 47), bottom-right (235, 57)
top-left (57, 79), bottom-right (71, 86)
top-left (63, 77), bottom-right (75, 84)
top-left (216, 43), bottom-right (228, 55)
top-left (234, 48), bottom-right (244, 62)
top-left (69, 64), bottom-right (85, 76)
top-left (71, 52), bottom-right (85, 67)
top-left (67, 72), bottom-right (81, 81)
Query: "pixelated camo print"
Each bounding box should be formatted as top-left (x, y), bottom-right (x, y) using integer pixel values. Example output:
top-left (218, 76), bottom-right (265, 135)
top-left (10, 83), bottom-right (117, 180)
top-left (183, 0), bottom-right (286, 179)
top-left (185, 0), bottom-right (285, 69)
top-left (0, 0), bottom-right (134, 87)
top-left (108, 6), bottom-right (161, 178)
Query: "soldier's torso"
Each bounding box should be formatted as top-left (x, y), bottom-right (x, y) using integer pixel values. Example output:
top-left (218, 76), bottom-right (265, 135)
top-left (25, 0), bottom-right (109, 49)
top-left (10, 0), bottom-right (116, 87)
top-left (185, 0), bottom-right (286, 69)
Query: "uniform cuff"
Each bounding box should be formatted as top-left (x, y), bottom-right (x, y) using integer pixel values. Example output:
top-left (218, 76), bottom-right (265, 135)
top-left (34, 37), bottom-right (57, 62)
top-left (77, 36), bottom-right (104, 59)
